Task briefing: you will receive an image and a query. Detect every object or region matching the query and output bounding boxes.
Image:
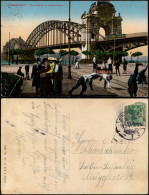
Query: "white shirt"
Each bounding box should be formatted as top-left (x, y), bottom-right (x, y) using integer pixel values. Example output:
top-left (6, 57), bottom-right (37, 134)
top-left (83, 73), bottom-right (100, 82)
top-left (54, 64), bottom-right (59, 73)
top-left (99, 74), bottom-right (111, 88)
top-left (93, 57), bottom-right (96, 63)
top-left (107, 58), bottom-right (112, 65)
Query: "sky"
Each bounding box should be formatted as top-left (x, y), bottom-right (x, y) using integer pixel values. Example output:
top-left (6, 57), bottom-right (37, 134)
top-left (1, 0), bottom-right (148, 56)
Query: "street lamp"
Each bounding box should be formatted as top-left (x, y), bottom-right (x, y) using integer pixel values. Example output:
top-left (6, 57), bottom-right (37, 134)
top-left (8, 32), bottom-right (10, 65)
top-left (130, 51), bottom-right (132, 62)
top-left (113, 36), bottom-right (115, 64)
top-left (68, 0), bottom-right (72, 79)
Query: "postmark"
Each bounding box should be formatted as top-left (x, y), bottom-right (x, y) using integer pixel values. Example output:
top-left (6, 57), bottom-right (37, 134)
top-left (115, 102), bottom-right (146, 141)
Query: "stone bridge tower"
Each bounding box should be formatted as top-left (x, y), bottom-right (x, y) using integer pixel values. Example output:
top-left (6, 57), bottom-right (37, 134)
top-left (81, 0), bottom-right (123, 57)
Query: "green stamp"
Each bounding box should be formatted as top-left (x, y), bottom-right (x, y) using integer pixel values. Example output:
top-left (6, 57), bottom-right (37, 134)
top-left (115, 102), bottom-right (146, 141)
top-left (124, 102), bottom-right (146, 127)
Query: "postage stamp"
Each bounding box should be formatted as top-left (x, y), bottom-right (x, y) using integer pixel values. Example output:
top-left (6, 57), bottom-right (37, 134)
top-left (115, 102), bottom-right (146, 141)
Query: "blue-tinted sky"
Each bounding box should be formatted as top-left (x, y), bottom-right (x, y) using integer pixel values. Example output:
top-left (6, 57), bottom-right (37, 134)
top-left (1, 1), bottom-right (148, 55)
top-left (1, 1), bottom-right (148, 24)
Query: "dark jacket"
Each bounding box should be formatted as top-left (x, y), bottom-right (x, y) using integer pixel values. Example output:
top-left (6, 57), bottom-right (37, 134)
top-left (25, 64), bottom-right (29, 72)
top-left (31, 64), bottom-right (42, 87)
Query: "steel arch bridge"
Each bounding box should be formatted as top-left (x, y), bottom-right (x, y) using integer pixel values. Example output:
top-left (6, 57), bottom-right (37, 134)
top-left (26, 20), bottom-right (82, 48)
top-left (89, 32), bottom-right (148, 52)
top-left (26, 20), bottom-right (148, 52)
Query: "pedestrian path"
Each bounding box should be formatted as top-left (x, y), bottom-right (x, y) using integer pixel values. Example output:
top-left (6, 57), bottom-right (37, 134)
top-left (1, 63), bottom-right (148, 97)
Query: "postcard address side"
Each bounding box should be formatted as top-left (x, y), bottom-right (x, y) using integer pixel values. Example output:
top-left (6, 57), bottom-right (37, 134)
top-left (1, 99), bottom-right (148, 194)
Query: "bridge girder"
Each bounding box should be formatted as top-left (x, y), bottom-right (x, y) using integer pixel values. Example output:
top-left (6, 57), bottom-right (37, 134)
top-left (97, 36), bottom-right (148, 52)
top-left (26, 20), bottom-right (82, 48)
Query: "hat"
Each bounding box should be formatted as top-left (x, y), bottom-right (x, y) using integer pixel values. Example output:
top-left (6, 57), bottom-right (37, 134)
top-left (48, 57), bottom-right (57, 61)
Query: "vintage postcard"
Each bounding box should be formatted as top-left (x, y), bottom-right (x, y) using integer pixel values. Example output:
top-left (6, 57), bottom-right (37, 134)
top-left (1, 99), bottom-right (148, 194)
top-left (1, 0), bottom-right (148, 97)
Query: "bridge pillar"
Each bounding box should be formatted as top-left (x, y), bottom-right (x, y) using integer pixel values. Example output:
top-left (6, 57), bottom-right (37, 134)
top-left (80, 1), bottom-right (123, 59)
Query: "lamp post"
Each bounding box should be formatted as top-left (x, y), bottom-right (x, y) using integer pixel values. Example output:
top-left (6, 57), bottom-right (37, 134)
top-left (113, 37), bottom-right (115, 64)
top-left (68, 0), bottom-right (72, 79)
top-left (130, 51), bottom-right (132, 63)
top-left (8, 32), bottom-right (10, 65)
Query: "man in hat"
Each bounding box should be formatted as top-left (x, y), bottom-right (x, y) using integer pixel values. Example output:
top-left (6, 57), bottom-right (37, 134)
top-left (31, 61), bottom-right (42, 97)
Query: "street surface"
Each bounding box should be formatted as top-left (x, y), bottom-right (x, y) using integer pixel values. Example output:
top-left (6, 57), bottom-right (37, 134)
top-left (1, 63), bottom-right (148, 97)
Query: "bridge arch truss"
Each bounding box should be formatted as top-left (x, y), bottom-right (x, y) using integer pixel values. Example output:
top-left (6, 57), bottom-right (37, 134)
top-left (26, 20), bottom-right (82, 48)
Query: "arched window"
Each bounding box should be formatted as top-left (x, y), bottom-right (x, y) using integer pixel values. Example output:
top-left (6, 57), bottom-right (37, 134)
top-left (99, 27), bottom-right (106, 38)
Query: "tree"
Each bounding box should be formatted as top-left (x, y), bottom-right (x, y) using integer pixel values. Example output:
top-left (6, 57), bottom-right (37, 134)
top-left (82, 50), bottom-right (91, 59)
top-left (132, 51), bottom-right (143, 62)
top-left (34, 49), bottom-right (42, 59)
top-left (34, 48), bottom-right (55, 60)
top-left (91, 50), bottom-right (103, 62)
top-left (69, 50), bottom-right (79, 64)
top-left (45, 48), bottom-right (55, 55)
top-left (114, 51), bottom-right (128, 62)
top-left (59, 50), bottom-right (68, 56)
top-left (102, 51), bottom-right (113, 62)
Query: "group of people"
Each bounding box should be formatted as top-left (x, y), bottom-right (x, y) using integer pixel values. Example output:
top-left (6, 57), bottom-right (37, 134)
top-left (17, 58), bottom-right (63, 97)
top-left (17, 64), bottom-right (30, 80)
top-left (69, 61), bottom-right (113, 96)
top-left (69, 56), bottom-right (147, 97)
top-left (31, 58), bottom-right (63, 97)
top-left (128, 64), bottom-right (148, 97)
top-left (92, 56), bottom-right (128, 76)
top-left (16, 55), bottom-right (147, 97)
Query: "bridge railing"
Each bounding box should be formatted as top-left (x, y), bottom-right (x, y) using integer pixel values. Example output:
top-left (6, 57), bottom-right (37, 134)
top-left (102, 32), bottom-right (147, 41)
top-left (105, 34), bottom-right (126, 40)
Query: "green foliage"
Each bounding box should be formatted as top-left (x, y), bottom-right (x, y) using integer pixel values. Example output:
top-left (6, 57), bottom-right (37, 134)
top-left (69, 50), bottom-right (79, 56)
top-left (132, 51), bottom-right (143, 62)
top-left (34, 48), bottom-right (55, 56)
top-left (132, 52), bottom-right (143, 57)
top-left (115, 51), bottom-right (128, 57)
top-left (59, 50), bottom-right (68, 56)
top-left (10, 49), bottom-right (24, 55)
top-left (34, 49), bottom-right (42, 56)
top-left (45, 48), bottom-right (55, 54)
top-left (1, 72), bottom-right (23, 96)
top-left (82, 50), bottom-right (91, 56)
top-left (15, 49), bottom-right (24, 55)
top-left (104, 51), bottom-right (113, 56)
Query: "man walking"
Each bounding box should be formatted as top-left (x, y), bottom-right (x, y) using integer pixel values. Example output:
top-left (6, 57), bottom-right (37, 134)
top-left (123, 59), bottom-right (128, 74)
top-left (25, 63), bottom-right (30, 80)
top-left (115, 59), bottom-right (121, 76)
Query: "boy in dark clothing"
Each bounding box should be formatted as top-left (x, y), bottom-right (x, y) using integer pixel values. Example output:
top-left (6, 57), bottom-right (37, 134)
top-left (115, 59), bottom-right (121, 76)
top-left (25, 64), bottom-right (30, 80)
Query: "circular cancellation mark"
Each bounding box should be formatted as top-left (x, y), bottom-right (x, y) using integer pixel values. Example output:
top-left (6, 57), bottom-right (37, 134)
top-left (116, 112), bottom-right (145, 141)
